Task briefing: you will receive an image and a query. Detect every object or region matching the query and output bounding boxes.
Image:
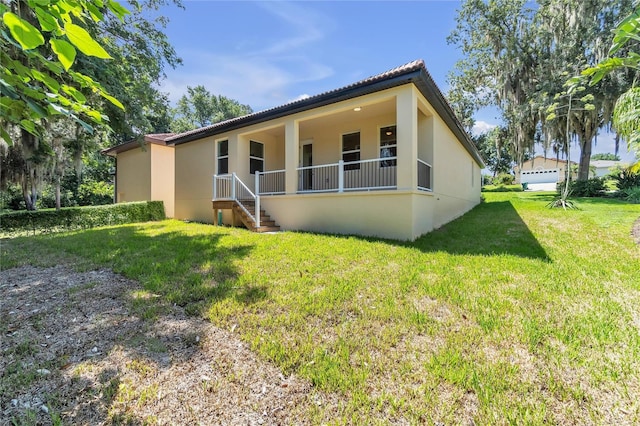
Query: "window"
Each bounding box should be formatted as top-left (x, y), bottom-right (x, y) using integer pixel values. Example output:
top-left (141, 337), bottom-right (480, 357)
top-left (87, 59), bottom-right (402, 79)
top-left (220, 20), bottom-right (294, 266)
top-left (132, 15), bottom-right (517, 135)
top-left (217, 140), bottom-right (228, 174)
top-left (380, 125), bottom-right (397, 167)
top-left (342, 132), bottom-right (360, 170)
top-left (250, 140), bottom-right (264, 174)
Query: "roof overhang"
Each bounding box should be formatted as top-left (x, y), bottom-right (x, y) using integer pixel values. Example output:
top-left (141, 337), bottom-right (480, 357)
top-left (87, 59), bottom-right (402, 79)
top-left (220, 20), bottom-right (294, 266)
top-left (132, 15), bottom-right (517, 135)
top-left (101, 133), bottom-right (175, 157)
top-left (165, 60), bottom-right (484, 167)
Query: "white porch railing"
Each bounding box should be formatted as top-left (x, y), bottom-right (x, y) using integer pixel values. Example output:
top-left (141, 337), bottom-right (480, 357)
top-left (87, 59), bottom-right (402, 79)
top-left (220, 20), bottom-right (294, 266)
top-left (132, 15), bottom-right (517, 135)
top-left (213, 172), bottom-right (260, 227)
top-left (417, 159), bottom-right (432, 191)
top-left (296, 157), bottom-right (397, 193)
top-left (258, 169), bottom-right (285, 195)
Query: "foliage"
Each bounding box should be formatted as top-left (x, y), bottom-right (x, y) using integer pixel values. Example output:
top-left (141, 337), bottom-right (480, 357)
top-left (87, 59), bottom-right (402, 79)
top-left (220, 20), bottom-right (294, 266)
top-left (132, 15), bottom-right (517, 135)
top-left (171, 85), bottom-right (253, 133)
top-left (481, 184), bottom-right (523, 192)
top-left (1, 1), bottom-right (181, 211)
top-left (0, 0), bottom-right (127, 144)
top-left (557, 177), bottom-right (607, 197)
top-left (76, 180), bottom-right (113, 206)
top-left (448, 0), bottom-right (637, 181)
top-left (582, 2), bottom-right (640, 158)
top-left (0, 183), bottom-right (25, 210)
top-left (472, 126), bottom-right (515, 176)
top-left (37, 183), bottom-right (74, 209)
top-left (611, 167), bottom-right (640, 190)
top-left (3, 192), bottom-right (640, 424)
top-left (621, 186), bottom-right (640, 202)
top-left (493, 172), bottom-right (515, 186)
top-left (591, 153), bottom-right (621, 161)
top-left (0, 201), bottom-right (164, 236)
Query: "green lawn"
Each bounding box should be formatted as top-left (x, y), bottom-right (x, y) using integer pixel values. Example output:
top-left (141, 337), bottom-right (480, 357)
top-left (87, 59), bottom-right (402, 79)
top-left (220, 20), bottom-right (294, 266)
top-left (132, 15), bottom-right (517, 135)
top-left (3, 192), bottom-right (640, 424)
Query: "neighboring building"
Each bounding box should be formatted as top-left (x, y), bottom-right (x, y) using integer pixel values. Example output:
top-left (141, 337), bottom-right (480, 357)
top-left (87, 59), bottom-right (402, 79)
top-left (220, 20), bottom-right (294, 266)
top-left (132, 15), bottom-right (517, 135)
top-left (105, 60), bottom-right (484, 241)
top-left (514, 156), bottom-right (577, 185)
top-left (102, 133), bottom-right (175, 218)
top-left (590, 160), bottom-right (625, 177)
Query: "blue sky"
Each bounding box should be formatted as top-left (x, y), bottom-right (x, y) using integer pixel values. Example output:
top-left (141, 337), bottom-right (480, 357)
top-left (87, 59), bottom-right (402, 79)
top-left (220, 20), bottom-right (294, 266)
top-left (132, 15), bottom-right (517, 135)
top-left (155, 0), bottom-right (635, 163)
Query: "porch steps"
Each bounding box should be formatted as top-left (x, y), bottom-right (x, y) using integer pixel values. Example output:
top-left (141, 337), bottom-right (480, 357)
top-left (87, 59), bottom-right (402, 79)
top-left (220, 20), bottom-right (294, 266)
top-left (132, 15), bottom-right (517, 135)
top-left (213, 200), bottom-right (280, 233)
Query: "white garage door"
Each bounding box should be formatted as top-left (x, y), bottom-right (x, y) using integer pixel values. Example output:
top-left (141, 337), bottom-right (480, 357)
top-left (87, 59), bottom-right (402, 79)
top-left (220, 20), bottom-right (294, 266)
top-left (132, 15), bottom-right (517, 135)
top-left (520, 168), bottom-right (559, 184)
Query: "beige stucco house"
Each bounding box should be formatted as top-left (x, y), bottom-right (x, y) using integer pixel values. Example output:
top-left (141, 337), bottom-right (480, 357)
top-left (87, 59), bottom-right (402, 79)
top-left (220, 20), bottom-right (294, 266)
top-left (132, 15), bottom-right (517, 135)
top-left (102, 133), bottom-right (175, 218)
top-left (105, 60), bottom-right (484, 241)
top-left (514, 156), bottom-right (577, 186)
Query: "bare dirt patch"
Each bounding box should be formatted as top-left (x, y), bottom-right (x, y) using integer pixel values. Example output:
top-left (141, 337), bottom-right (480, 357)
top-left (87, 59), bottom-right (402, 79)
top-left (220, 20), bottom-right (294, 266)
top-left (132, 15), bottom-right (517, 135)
top-left (0, 265), bottom-right (331, 425)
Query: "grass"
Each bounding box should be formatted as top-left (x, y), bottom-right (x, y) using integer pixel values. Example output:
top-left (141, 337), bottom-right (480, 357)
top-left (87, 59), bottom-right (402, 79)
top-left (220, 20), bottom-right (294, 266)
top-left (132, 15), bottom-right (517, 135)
top-left (2, 192), bottom-right (640, 424)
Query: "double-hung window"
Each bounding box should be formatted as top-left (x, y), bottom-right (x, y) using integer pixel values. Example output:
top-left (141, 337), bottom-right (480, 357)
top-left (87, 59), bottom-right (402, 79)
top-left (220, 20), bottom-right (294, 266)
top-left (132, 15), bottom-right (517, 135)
top-left (380, 125), bottom-right (397, 167)
top-left (250, 140), bottom-right (264, 174)
top-left (217, 140), bottom-right (228, 174)
top-left (342, 132), bottom-right (360, 171)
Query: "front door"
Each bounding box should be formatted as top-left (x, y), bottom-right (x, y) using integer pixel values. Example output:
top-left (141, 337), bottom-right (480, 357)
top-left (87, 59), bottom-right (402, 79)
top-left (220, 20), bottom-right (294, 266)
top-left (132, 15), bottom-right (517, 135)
top-left (302, 142), bottom-right (313, 190)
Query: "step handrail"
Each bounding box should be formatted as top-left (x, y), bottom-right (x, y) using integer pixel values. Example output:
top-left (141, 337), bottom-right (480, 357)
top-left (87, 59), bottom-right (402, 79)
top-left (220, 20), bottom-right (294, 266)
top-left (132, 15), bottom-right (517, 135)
top-left (213, 172), bottom-right (260, 228)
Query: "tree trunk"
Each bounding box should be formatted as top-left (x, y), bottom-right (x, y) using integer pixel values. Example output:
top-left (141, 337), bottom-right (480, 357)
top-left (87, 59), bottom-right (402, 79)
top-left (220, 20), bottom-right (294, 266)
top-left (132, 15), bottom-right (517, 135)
top-left (55, 176), bottom-right (61, 210)
top-left (577, 136), bottom-right (592, 181)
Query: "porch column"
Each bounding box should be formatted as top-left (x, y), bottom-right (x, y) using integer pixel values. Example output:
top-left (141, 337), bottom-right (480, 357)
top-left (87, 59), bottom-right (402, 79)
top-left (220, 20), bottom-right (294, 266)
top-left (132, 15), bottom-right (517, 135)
top-left (396, 85), bottom-right (419, 191)
top-left (284, 119), bottom-right (299, 194)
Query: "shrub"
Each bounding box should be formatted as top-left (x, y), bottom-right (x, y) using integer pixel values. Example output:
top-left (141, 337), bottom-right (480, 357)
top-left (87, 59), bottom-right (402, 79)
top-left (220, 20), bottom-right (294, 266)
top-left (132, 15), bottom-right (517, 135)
top-left (0, 184), bottom-right (25, 211)
top-left (77, 180), bottom-right (114, 206)
top-left (622, 186), bottom-right (640, 203)
top-left (482, 184), bottom-right (523, 192)
top-left (0, 201), bottom-right (165, 236)
top-left (482, 175), bottom-right (493, 186)
top-left (37, 184), bottom-right (76, 209)
top-left (493, 173), bottom-right (515, 185)
top-left (611, 168), bottom-right (640, 191)
top-left (558, 177), bottom-right (606, 197)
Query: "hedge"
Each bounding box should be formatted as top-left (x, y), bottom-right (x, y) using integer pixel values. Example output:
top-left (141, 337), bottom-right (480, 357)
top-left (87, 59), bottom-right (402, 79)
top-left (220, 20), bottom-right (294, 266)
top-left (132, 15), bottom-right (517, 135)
top-left (0, 201), bottom-right (165, 236)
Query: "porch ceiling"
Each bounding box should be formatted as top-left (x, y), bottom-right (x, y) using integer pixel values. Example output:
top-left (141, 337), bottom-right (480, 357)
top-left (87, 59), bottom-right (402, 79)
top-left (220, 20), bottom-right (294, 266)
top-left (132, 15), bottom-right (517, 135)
top-left (300, 98), bottom-right (396, 132)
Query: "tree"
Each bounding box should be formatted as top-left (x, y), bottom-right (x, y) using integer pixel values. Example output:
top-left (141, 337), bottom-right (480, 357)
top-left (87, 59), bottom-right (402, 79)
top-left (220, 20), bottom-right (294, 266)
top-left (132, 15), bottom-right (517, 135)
top-left (582, 2), bottom-right (640, 163)
top-left (171, 86), bottom-right (253, 133)
top-left (591, 153), bottom-right (622, 161)
top-left (472, 126), bottom-right (516, 177)
top-left (448, 0), bottom-right (636, 181)
top-left (1, 0), bottom-right (182, 210)
top-left (0, 0), bottom-right (127, 144)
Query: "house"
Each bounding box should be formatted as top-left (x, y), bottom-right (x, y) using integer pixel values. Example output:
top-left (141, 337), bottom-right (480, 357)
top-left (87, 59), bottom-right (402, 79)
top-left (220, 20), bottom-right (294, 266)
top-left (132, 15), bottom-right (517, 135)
top-left (514, 156), bottom-right (577, 188)
top-left (590, 160), bottom-right (625, 177)
top-left (102, 133), bottom-right (175, 217)
top-left (105, 60), bottom-right (485, 241)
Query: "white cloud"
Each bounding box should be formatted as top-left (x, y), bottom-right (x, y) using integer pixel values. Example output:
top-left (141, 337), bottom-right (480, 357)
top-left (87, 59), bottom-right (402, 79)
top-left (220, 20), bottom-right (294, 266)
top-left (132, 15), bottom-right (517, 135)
top-left (471, 120), bottom-right (497, 136)
top-left (159, 2), bottom-right (335, 111)
top-left (288, 94), bottom-right (311, 103)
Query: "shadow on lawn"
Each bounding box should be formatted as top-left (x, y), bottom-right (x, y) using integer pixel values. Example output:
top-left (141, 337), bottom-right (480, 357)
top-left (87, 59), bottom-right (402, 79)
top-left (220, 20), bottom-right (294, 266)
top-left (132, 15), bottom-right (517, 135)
top-left (410, 201), bottom-right (550, 261)
top-left (44, 223), bottom-right (263, 309)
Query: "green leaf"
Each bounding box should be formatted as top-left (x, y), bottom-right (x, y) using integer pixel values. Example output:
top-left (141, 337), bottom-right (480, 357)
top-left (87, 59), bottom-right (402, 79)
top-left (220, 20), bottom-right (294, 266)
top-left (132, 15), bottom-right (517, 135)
top-left (86, 3), bottom-right (104, 22)
top-left (107, 0), bottom-right (130, 21)
top-left (50, 38), bottom-right (77, 70)
top-left (73, 115), bottom-right (94, 133)
top-left (19, 119), bottom-right (40, 136)
top-left (61, 84), bottom-right (87, 103)
top-left (3, 12), bottom-right (45, 50)
top-left (101, 92), bottom-right (125, 110)
top-left (26, 98), bottom-right (48, 118)
top-left (31, 69), bottom-right (60, 92)
top-left (0, 126), bottom-right (12, 145)
top-left (64, 22), bottom-right (112, 59)
top-left (34, 6), bottom-right (58, 32)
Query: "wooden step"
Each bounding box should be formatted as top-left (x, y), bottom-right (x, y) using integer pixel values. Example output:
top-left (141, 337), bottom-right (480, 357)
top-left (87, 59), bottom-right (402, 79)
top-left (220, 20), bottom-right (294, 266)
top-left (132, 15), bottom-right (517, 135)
top-left (228, 201), bottom-right (280, 233)
top-left (253, 225), bottom-right (280, 233)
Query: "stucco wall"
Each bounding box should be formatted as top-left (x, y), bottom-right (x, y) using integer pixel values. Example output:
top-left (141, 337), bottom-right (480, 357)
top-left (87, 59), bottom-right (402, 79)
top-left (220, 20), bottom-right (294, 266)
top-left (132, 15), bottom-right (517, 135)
top-left (150, 144), bottom-right (175, 218)
top-left (261, 191), bottom-right (434, 241)
top-left (116, 146), bottom-right (151, 203)
top-left (431, 113), bottom-right (481, 229)
top-left (174, 137), bottom-right (215, 223)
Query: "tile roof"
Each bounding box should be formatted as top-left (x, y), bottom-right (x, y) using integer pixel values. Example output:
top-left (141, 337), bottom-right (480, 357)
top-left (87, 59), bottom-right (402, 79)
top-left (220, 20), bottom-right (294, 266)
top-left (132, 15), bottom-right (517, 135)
top-left (165, 59), bottom-right (426, 144)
